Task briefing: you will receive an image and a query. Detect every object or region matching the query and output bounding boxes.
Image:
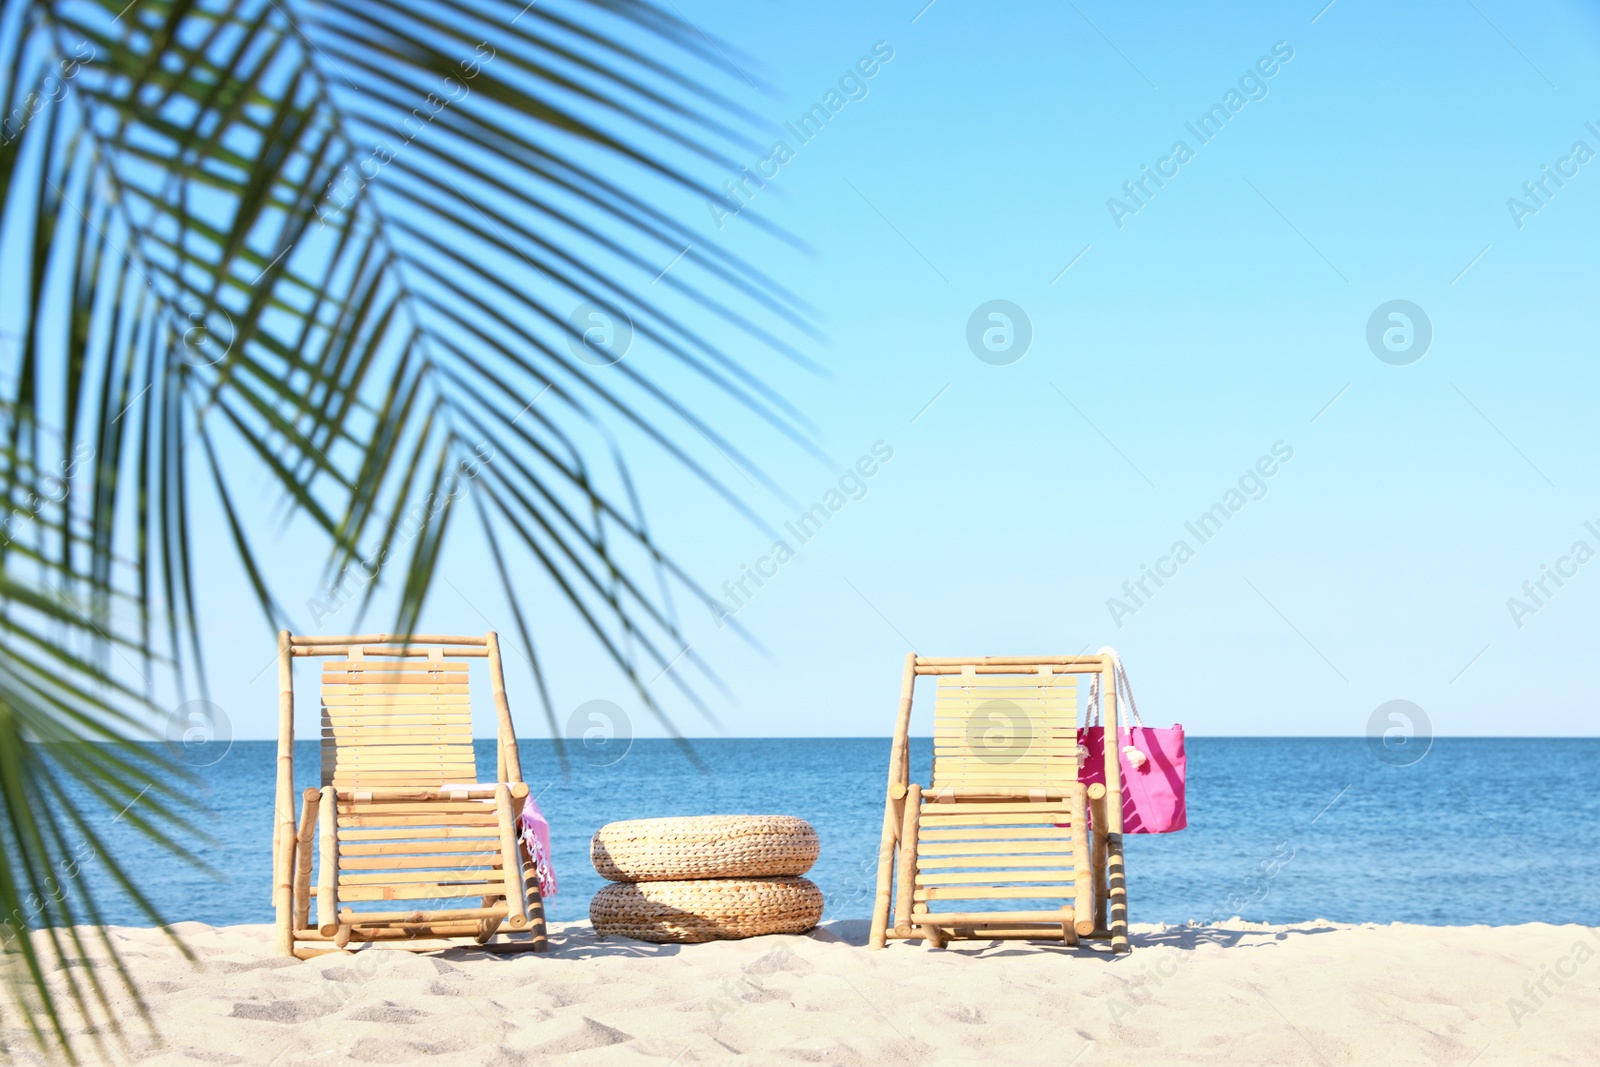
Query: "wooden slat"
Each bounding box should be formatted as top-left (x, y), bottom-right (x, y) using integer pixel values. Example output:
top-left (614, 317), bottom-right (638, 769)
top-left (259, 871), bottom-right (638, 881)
top-left (930, 748), bottom-right (1078, 757)
top-left (330, 778), bottom-right (474, 789)
top-left (324, 726), bottom-right (471, 738)
top-left (324, 743), bottom-right (478, 756)
top-left (325, 660), bottom-right (476, 671)
top-left (338, 827), bottom-right (498, 841)
top-left (934, 708), bottom-right (1074, 717)
top-left (327, 762), bottom-right (476, 774)
top-left (919, 841), bottom-right (1078, 856)
top-left (935, 676), bottom-right (1079, 688)
top-left (322, 728), bottom-right (472, 742)
top-left (907, 910), bottom-right (1075, 924)
top-left (336, 906), bottom-right (507, 925)
top-left (932, 738), bottom-right (1080, 749)
top-left (933, 697), bottom-right (1077, 706)
top-left (325, 760), bottom-right (475, 772)
top-left (933, 731), bottom-right (1076, 741)
top-left (341, 840), bottom-right (501, 856)
top-left (326, 743), bottom-right (476, 754)
top-left (324, 723), bottom-right (472, 733)
top-left (327, 756), bottom-right (477, 771)
top-left (932, 766), bottom-right (1078, 777)
top-left (323, 726), bottom-right (471, 737)
top-left (331, 825), bottom-right (492, 831)
top-left (933, 739), bottom-right (1076, 748)
top-left (322, 672), bottom-right (470, 684)
top-left (919, 811), bottom-right (1072, 823)
top-left (338, 869), bottom-right (500, 886)
top-left (931, 776), bottom-right (1078, 787)
top-left (340, 854), bottom-right (501, 871)
top-left (336, 802), bottom-right (493, 816)
top-left (917, 813), bottom-right (1071, 828)
top-left (934, 727), bottom-right (1075, 736)
top-left (931, 775), bottom-right (1077, 785)
top-left (918, 827), bottom-right (1075, 840)
top-left (932, 727), bottom-right (1077, 736)
top-left (337, 802), bottom-right (493, 816)
top-left (328, 769), bottom-right (475, 780)
top-left (917, 801), bottom-right (1075, 815)
top-left (918, 870), bottom-right (1078, 886)
top-left (930, 758), bottom-right (1081, 769)
top-left (328, 768), bottom-right (474, 780)
top-left (915, 886), bottom-right (1074, 900)
top-left (337, 883), bottom-right (505, 901)
top-left (918, 855), bottom-right (1076, 869)
top-left (932, 710), bottom-right (1077, 718)
top-left (932, 735), bottom-right (1077, 744)
top-left (323, 684), bottom-right (469, 696)
top-left (321, 693), bottom-right (472, 706)
top-left (931, 763), bottom-right (1078, 773)
top-left (933, 702), bottom-right (1077, 712)
top-left (324, 764), bottom-right (473, 771)
top-left (324, 712), bottom-right (474, 724)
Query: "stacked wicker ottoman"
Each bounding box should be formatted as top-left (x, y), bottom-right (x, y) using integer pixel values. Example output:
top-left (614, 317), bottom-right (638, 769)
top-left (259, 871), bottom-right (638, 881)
top-left (589, 815), bottom-right (824, 943)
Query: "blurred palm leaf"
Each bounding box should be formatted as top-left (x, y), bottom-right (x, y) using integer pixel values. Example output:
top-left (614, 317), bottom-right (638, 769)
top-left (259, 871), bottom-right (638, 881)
top-left (0, 0), bottom-right (810, 1055)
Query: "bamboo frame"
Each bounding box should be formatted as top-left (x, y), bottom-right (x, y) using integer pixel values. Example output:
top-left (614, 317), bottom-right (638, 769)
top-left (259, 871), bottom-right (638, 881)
top-left (869, 653), bottom-right (1131, 954)
top-left (293, 788), bottom-right (318, 932)
top-left (273, 630), bottom-right (296, 956)
top-left (273, 630), bottom-right (549, 957)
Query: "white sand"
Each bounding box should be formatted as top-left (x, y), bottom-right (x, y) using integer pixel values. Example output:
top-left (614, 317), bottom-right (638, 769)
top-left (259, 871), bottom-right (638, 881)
top-left (9, 920), bottom-right (1600, 1065)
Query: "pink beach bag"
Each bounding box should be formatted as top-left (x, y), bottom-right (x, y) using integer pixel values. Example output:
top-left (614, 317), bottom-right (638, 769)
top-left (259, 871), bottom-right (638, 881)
top-left (1078, 650), bottom-right (1187, 834)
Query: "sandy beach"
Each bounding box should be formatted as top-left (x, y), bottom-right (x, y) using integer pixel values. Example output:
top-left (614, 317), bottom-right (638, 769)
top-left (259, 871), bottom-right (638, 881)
top-left (10, 919), bottom-right (1599, 1065)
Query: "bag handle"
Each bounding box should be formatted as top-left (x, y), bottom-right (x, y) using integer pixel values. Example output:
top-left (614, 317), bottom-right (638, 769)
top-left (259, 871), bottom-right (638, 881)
top-left (1085, 646), bottom-right (1145, 729)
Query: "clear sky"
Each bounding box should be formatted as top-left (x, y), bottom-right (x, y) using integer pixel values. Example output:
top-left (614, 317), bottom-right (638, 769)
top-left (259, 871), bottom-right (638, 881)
top-left (196, 0), bottom-right (1600, 742)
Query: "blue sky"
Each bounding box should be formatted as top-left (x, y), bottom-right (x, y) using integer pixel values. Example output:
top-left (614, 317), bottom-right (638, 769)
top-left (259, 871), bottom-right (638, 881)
top-left (199, 0), bottom-right (1600, 741)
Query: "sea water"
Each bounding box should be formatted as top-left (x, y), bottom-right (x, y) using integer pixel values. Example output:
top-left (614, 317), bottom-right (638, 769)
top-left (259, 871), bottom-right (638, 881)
top-left (49, 738), bottom-right (1600, 929)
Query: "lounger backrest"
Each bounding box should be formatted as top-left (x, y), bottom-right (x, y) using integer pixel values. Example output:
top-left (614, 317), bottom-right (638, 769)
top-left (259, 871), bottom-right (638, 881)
top-left (931, 667), bottom-right (1079, 792)
top-left (320, 647), bottom-right (478, 788)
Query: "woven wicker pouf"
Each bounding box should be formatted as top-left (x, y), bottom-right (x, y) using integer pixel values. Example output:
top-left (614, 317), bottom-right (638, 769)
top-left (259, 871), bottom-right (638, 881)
top-left (590, 877), bottom-right (824, 942)
top-left (591, 814), bottom-right (819, 882)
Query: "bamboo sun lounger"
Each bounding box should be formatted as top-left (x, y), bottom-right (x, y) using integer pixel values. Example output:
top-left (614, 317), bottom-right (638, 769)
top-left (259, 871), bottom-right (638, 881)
top-left (270, 632), bottom-right (548, 958)
top-left (869, 654), bottom-right (1130, 952)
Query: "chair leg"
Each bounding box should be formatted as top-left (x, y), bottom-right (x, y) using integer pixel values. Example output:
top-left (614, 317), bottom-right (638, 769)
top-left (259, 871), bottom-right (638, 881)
top-left (521, 841), bottom-right (549, 953)
top-left (316, 787), bottom-right (341, 938)
top-left (868, 794), bottom-right (903, 949)
top-left (892, 785), bottom-right (923, 940)
top-left (475, 896), bottom-right (504, 945)
top-left (293, 789), bottom-right (319, 937)
top-left (1107, 832), bottom-right (1129, 953)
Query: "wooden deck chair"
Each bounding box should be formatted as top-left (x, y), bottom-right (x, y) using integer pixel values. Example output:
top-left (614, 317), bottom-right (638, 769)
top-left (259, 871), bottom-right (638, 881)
top-left (269, 632), bottom-right (548, 958)
top-left (868, 654), bottom-right (1130, 952)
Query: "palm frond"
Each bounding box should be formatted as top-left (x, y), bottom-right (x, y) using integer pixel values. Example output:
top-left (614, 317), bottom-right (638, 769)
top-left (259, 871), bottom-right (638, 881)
top-left (1, 0), bottom-right (810, 1056)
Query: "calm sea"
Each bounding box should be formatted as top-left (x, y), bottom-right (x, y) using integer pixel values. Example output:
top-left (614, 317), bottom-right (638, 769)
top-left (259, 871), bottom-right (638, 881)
top-left (58, 738), bottom-right (1600, 929)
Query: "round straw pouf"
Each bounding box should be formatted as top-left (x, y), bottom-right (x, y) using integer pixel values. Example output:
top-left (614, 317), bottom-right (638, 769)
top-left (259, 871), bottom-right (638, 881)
top-left (591, 815), bottom-right (819, 882)
top-left (590, 877), bottom-right (824, 943)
